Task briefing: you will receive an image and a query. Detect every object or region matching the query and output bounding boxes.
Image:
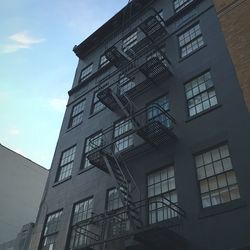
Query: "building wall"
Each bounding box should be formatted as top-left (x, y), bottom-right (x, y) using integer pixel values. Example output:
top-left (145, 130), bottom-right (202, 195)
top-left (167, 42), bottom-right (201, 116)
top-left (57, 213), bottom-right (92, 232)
top-left (213, 0), bottom-right (250, 112)
top-left (30, 0), bottom-right (250, 249)
top-left (0, 144), bottom-right (48, 244)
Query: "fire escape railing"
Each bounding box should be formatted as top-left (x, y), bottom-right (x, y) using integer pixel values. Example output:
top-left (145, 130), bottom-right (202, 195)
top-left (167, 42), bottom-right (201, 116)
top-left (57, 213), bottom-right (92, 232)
top-left (92, 8), bottom-right (172, 103)
top-left (87, 104), bottom-right (176, 160)
top-left (70, 194), bottom-right (185, 250)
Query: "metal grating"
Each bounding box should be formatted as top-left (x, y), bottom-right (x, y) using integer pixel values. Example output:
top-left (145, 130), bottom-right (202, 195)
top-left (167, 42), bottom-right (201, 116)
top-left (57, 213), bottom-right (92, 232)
top-left (104, 46), bottom-right (131, 68)
top-left (140, 57), bottom-right (171, 80)
top-left (139, 15), bottom-right (167, 41)
top-left (137, 120), bottom-right (176, 147)
top-left (87, 150), bottom-right (109, 173)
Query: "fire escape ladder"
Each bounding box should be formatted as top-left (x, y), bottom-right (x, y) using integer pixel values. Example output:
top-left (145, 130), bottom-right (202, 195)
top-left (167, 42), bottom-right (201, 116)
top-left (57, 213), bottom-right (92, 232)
top-left (102, 152), bottom-right (143, 230)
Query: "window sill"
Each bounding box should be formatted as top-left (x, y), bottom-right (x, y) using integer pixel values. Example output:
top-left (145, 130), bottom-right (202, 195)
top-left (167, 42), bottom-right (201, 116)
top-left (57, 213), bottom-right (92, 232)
top-left (88, 107), bottom-right (106, 119)
top-left (185, 104), bottom-right (221, 123)
top-left (198, 199), bottom-right (247, 219)
top-left (179, 44), bottom-right (207, 63)
top-left (53, 176), bottom-right (72, 187)
top-left (66, 121), bottom-right (83, 133)
top-left (78, 166), bottom-right (95, 175)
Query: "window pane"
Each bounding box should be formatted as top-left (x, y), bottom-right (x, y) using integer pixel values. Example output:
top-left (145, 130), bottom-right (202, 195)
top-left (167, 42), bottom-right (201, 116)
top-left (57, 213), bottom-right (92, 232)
top-left (195, 144), bottom-right (240, 208)
top-left (147, 166), bottom-right (178, 224)
top-left (185, 71), bottom-right (217, 117)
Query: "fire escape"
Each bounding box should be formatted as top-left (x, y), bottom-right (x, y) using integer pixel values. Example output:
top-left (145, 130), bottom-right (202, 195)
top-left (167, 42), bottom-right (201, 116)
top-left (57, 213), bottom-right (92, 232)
top-left (71, 5), bottom-right (186, 250)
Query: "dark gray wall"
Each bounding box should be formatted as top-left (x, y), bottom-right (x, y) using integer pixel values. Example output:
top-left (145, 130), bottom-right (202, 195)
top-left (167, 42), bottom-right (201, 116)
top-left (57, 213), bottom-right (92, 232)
top-left (30, 0), bottom-right (250, 249)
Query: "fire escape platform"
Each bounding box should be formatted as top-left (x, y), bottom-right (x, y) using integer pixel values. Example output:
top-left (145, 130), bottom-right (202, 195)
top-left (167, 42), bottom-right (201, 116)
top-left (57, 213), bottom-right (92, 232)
top-left (139, 15), bottom-right (168, 41)
top-left (104, 46), bottom-right (131, 68)
top-left (97, 87), bottom-right (129, 114)
top-left (137, 120), bottom-right (177, 147)
top-left (133, 225), bottom-right (187, 250)
top-left (87, 150), bottom-right (109, 173)
top-left (139, 57), bottom-right (172, 80)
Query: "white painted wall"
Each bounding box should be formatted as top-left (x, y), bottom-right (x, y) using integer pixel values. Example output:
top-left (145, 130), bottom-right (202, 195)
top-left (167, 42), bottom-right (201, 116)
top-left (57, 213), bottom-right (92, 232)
top-left (0, 144), bottom-right (48, 244)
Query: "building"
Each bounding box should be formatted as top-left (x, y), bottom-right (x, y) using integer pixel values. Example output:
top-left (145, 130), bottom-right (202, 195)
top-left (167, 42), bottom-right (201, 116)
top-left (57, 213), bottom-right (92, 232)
top-left (213, 0), bottom-right (250, 113)
top-left (29, 0), bottom-right (250, 249)
top-left (0, 144), bottom-right (48, 248)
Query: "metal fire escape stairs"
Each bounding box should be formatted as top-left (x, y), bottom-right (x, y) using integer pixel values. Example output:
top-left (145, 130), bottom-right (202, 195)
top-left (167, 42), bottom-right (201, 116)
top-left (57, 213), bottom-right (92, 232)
top-left (87, 139), bottom-right (143, 232)
top-left (84, 7), bottom-right (177, 247)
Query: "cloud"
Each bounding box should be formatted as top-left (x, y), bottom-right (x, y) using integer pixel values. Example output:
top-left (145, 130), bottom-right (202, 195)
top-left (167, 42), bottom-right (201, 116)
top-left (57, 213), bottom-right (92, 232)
top-left (0, 31), bottom-right (45, 54)
top-left (49, 98), bottom-right (67, 112)
top-left (8, 127), bottom-right (20, 136)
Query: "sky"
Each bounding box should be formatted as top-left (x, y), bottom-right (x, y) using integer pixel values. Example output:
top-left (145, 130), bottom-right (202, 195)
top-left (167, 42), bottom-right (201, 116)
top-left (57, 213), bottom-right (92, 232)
top-left (0, 0), bottom-right (128, 169)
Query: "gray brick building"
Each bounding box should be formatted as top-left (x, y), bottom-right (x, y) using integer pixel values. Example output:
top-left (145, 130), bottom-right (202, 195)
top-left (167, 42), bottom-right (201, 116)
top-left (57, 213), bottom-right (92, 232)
top-left (30, 0), bottom-right (250, 249)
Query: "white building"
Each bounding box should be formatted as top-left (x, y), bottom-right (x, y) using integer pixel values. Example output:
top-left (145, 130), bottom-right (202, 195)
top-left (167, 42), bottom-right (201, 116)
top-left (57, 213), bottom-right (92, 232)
top-left (0, 144), bottom-right (48, 245)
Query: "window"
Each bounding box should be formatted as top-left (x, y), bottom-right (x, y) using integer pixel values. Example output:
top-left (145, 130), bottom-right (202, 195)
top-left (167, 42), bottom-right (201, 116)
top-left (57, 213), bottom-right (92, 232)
top-left (69, 100), bottom-right (85, 128)
top-left (91, 92), bottom-right (105, 114)
top-left (82, 132), bottom-right (103, 169)
top-left (174, 0), bottom-right (193, 12)
top-left (185, 71), bottom-right (218, 117)
top-left (107, 188), bottom-right (129, 236)
top-left (114, 119), bottom-right (133, 153)
top-left (107, 188), bottom-right (123, 211)
top-left (119, 74), bottom-right (135, 95)
top-left (56, 146), bottom-right (76, 182)
top-left (195, 144), bottom-right (240, 208)
top-left (69, 198), bottom-right (93, 249)
top-left (147, 166), bottom-right (178, 224)
top-left (40, 210), bottom-right (62, 250)
top-left (147, 95), bottom-right (171, 128)
top-left (122, 31), bottom-right (138, 52)
top-left (178, 23), bottom-right (204, 58)
top-left (99, 55), bottom-right (109, 68)
top-left (80, 64), bottom-right (93, 82)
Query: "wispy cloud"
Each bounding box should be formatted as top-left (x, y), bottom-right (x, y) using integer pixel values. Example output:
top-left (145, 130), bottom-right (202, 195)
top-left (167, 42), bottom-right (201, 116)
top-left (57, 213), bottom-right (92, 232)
top-left (8, 127), bottom-right (20, 136)
top-left (49, 98), bottom-right (67, 112)
top-left (0, 31), bottom-right (45, 54)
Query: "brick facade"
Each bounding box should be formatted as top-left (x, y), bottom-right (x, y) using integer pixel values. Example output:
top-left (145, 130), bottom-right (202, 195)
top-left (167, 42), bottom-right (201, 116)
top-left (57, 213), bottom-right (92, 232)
top-left (213, 0), bottom-right (250, 112)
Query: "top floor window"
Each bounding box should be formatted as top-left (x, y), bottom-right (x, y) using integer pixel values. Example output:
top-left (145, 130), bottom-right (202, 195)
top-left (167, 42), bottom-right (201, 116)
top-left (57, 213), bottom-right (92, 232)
top-left (40, 210), bottom-right (63, 250)
top-left (56, 146), bottom-right (76, 182)
top-left (174, 0), bottom-right (193, 12)
top-left (178, 23), bottom-right (204, 58)
top-left (80, 64), bottom-right (93, 82)
top-left (122, 31), bottom-right (138, 52)
top-left (69, 100), bottom-right (85, 128)
top-left (99, 55), bottom-right (109, 68)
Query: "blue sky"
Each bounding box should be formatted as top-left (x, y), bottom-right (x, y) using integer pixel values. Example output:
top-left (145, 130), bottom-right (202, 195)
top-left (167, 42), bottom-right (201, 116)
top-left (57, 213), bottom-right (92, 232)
top-left (0, 0), bottom-right (128, 169)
